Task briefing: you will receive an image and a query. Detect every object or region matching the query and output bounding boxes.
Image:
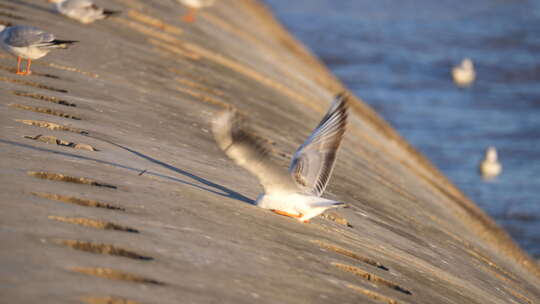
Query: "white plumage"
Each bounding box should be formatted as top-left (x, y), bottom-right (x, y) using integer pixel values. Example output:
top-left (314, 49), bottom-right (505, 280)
top-left (0, 25), bottom-right (77, 75)
top-left (177, 0), bottom-right (216, 22)
top-left (480, 146), bottom-right (502, 180)
top-left (452, 58), bottom-right (476, 87)
top-left (49, 0), bottom-right (120, 24)
top-left (212, 94), bottom-right (349, 222)
top-left (177, 0), bottom-right (216, 9)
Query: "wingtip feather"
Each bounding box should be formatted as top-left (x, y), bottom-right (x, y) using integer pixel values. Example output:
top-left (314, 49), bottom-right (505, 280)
top-left (103, 10), bottom-right (122, 17)
top-left (212, 108), bottom-right (237, 152)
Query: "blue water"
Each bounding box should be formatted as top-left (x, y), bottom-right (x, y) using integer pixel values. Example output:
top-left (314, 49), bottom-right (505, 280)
top-left (264, 0), bottom-right (540, 257)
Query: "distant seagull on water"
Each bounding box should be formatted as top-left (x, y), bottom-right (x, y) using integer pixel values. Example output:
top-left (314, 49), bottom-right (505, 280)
top-left (452, 58), bottom-right (476, 87)
top-left (48, 0), bottom-right (121, 24)
top-left (177, 0), bottom-right (215, 23)
top-left (212, 94), bottom-right (349, 222)
top-left (480, 146), bottom-right (502, 180)
top-left (0, 25), bottom-right (78, 75)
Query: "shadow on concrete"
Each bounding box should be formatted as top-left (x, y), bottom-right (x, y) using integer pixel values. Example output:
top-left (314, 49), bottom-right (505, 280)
top-left (0, 138), bottom-right (255, 205)
top-left (4, 0), bottom-right (55, 15)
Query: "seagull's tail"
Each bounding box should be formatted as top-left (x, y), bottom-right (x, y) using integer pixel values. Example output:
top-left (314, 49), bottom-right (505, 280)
top-left (310, 201), bottom-right (345, 208)
top-left (298, 200), bottom-right (345, 222)
top-left (103, 10), bottom-right (122, 17)
top-left (49, 40), bottom-right (79, 49)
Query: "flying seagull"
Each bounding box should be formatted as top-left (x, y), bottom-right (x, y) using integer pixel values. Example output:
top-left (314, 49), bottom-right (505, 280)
top-left (48, 0), bottom-right (120, 24)
top-left (177, 0), bottom-right (215, 23)
top-left (212, 94), bottom-right (349, 222)
top-left (0, 25), bottom-right (78, 75)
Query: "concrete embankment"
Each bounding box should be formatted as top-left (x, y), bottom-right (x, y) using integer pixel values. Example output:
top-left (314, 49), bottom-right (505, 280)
top-left (1, 0), bottom-right (539, 303)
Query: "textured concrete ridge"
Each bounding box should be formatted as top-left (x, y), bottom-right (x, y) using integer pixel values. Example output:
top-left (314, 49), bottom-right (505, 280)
top-left (1, 0), bottom-right (539, 303)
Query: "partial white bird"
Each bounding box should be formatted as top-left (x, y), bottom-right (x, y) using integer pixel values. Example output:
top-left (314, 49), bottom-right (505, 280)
top-left (452, 58), bottom-right (476, 87)
top-left (480, 146), bottom-right (502, 180)
top-left (48, 0), bottom-right (120, 24)
top-left (177, 0), bottom-right (215, 23)
top-left (212, 94), bottom-right (349, 222)
top-left (0, 25), bottom-right (78, 75)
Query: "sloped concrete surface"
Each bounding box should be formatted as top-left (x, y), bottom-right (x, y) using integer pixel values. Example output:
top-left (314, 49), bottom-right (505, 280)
top-left (1, 0), bottom-right (539, 303)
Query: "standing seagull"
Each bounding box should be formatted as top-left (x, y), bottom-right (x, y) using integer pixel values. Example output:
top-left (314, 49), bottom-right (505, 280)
top-left (0, 25), bottom-right (77, 75)
top-left (177, 0), bottom-right (215, 23)
top-left (212, 94), bottom-right (349, 222)
top-left (452, 58), bottom-right (476, 87)
top-left (48, 0), bottom-right (120, 24)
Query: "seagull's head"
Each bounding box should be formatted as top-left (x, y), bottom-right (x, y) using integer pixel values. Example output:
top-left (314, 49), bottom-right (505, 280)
top-left (486, 146), bottom-right (498, 162)
top-left (462, 58), bottom-right (474, 69)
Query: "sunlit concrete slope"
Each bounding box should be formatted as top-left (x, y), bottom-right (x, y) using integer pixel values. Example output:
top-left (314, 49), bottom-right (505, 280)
top-left (0, 0), bottom-right (539, 303)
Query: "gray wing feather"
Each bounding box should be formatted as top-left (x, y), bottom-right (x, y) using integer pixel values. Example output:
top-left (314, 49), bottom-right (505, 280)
top-left (289, 93), bottom-right (349, 196)
top-left (4, 26), bottom-right (55, 47)
top-left (62, 0), bottom-right (101, 12)
top-left (212, 109), bottom-right (296, 194)
top-left (62, 0), bottom-right (95, 9)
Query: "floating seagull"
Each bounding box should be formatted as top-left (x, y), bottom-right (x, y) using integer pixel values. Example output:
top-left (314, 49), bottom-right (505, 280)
top-left (0, 25), bottom-right (78, 75)
top-left (452, 58), bottom-right (476, 87)
top-left (212, 94), bottom-right (349, 222)
top-left (177, 0), bottom-right (215, 23)
top-left (48, 0), bottom-right (120, 24)
top-left (479, 146), bottom-right (502, 180)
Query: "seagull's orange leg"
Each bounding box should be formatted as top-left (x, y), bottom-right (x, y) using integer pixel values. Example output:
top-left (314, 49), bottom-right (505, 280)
top-left (271, 209), bottom-right (310, 223)
top-left (16, 56), bottom-right (24, 75)
top-left (182, 8), bottom-right (197, 23)
top-left (25, 58), bottom-right (32, 75)
top-left (271, 209), bottom-right (301, 218)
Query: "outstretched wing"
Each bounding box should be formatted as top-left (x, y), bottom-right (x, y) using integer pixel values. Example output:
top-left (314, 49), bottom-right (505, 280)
top-left (212, 109), bottom-right (297, 194)
top-left (289, 93), bottom-right (349, 196)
